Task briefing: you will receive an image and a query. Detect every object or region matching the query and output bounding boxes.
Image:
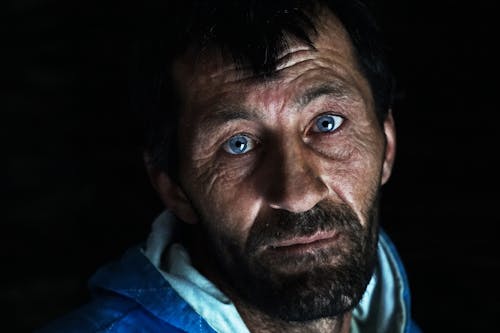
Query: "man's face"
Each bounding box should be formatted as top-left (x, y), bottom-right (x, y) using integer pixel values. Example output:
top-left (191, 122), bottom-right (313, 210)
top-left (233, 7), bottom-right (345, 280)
top-left (164, 10), bottom-right (395, 321)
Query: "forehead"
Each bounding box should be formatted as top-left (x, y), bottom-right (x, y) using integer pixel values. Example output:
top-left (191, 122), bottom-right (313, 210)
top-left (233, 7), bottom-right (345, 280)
top-left (172, 8), bottom-right (372, 119)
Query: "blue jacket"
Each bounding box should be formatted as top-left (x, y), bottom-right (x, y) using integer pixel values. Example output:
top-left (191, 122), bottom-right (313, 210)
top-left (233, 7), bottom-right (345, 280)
top-left (38, 226), bottom-right (421, 333)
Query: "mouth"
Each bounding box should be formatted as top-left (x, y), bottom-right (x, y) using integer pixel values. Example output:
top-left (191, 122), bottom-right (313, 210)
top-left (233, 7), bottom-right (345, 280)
top-left (267, 230), bottom-right (339, 254)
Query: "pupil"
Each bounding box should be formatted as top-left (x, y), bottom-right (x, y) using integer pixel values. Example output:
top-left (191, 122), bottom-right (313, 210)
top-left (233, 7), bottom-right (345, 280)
top-left (233, 138), bottom-right (246, 151)
top-left (321, 118), bottom-right (333, 130)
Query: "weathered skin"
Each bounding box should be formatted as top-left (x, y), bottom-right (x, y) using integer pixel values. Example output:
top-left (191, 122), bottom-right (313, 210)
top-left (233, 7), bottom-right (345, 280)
top-left (151, 8), bottom-right (396, 333)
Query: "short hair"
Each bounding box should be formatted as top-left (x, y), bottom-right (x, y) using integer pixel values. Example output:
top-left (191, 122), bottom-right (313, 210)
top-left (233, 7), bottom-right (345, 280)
top-left (129, 0), bottom-right (395, 180)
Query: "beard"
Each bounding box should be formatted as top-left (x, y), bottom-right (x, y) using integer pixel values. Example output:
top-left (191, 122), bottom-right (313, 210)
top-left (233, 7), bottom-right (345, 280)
top-left (193, 200), bottom-right (379, 322)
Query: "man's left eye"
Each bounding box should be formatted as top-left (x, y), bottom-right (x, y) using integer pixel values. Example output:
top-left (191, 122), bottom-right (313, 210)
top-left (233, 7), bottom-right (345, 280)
top-left (311, 114), bottom-right (344, 133)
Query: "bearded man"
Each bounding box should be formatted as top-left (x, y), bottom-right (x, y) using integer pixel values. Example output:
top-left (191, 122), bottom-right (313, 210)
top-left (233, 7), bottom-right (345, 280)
top-left (40, 0), bottom-right (420, 332)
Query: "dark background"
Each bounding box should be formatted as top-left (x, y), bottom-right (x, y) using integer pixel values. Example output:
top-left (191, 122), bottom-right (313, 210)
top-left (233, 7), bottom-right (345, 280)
top-left (4, 0), bottom-right (499, 331)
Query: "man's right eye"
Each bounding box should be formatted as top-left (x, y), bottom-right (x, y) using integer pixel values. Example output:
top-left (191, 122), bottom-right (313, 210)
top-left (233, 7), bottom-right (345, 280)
top-left (223, 134), bottom-right (255, 155)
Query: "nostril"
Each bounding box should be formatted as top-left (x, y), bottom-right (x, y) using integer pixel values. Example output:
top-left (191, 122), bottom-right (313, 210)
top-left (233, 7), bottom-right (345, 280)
top-left (267, 174), bottom-right (329, 213)
top-left (261, 139), bottom-right (329, 213)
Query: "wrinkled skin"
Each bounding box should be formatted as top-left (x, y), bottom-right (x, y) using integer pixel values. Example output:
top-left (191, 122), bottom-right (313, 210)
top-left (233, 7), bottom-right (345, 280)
top-left (151, 8), bottom-right (396, 333)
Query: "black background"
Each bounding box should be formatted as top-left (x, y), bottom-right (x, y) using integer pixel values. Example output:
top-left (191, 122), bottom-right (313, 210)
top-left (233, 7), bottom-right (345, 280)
top-left (4, 0), bottom-right (499, 331)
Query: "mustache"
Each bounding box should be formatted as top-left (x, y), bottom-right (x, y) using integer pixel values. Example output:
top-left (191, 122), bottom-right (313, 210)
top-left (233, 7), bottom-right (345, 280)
top-left (245, 202), bottom-right (362, 253)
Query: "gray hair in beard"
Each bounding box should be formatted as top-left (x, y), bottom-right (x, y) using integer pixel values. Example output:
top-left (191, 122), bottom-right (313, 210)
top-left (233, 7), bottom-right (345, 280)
top-left (206, 201), bottom-right (380, 321)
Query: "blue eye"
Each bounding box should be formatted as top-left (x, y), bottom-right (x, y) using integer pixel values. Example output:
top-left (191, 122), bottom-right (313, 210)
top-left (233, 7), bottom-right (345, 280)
top-left (312, 114), bottom-right (344, 133)
top-left (223, 134), bottom-right (255, 155)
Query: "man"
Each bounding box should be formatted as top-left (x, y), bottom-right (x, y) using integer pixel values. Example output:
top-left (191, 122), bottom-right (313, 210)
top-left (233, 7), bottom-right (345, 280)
top-left (40, 0), bottom-right (420, 332)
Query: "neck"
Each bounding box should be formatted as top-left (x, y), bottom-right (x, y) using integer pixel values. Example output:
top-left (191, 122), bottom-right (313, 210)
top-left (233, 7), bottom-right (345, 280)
top-left (183, 225), bottom-right (352, 333)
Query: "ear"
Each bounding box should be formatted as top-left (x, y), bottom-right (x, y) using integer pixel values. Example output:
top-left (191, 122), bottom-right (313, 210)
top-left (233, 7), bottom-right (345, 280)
top-left (381, 110), bottom-right (396, 185)
top-left (144, 154), bottom-right (198, 224)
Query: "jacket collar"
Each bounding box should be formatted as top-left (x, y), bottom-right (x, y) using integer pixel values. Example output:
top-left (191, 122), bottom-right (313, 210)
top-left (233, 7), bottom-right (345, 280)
top-left (89, 245), bottom-right (216, 332)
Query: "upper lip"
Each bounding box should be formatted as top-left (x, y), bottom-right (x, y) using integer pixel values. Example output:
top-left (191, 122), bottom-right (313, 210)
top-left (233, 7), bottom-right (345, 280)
top-left (268, 230), bottom-right (338, 249)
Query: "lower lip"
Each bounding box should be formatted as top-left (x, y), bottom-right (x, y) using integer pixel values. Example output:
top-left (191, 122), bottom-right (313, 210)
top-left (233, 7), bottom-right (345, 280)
top-left (268, 232), bottom-right (340, 254)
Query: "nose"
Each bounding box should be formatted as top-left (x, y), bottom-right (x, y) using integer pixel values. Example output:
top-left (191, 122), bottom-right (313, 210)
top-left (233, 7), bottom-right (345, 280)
top-left (265, 140), bottom-right (329, 213)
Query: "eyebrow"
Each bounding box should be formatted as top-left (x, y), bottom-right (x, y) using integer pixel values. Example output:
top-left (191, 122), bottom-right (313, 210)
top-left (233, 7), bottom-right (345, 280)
top-left (295, 82), bottom-right (355, 108)
top-left (199, 81), bottom-right (356, 130)
top-left (209, 106), bottom-right (258, 122)
top-left (199, 105), bottom-right (260, 132)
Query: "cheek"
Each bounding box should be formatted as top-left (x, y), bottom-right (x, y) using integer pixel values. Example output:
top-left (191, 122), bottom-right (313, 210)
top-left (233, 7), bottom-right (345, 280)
top-left (199, 198), bottom-right (258, 257)
top-left (321, 128), bottom-right (385, 223)
top-left (191, 161), bottom-right (259, 217)
top-left (183, 156), bottom-right (262, 242)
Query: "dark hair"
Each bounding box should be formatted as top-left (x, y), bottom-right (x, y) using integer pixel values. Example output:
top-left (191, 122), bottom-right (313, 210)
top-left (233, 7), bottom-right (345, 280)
top-left (129, 0), bottom-right (395, 180)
